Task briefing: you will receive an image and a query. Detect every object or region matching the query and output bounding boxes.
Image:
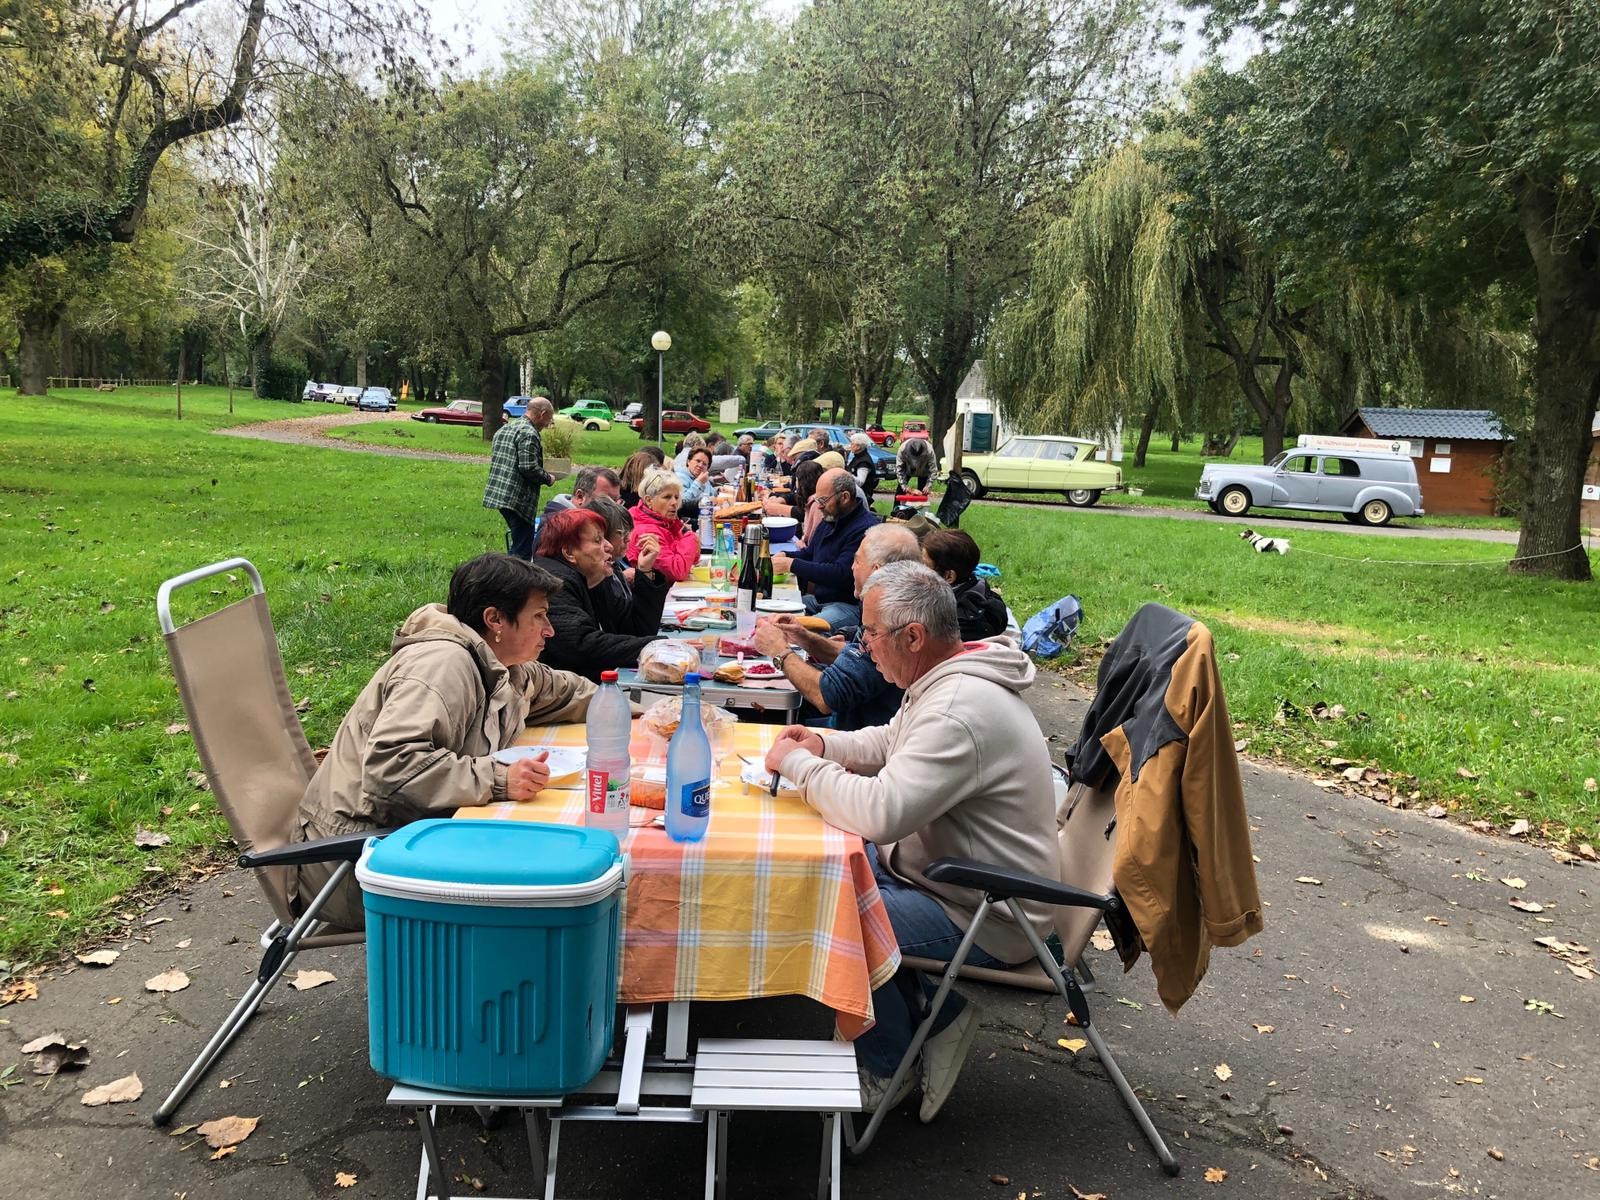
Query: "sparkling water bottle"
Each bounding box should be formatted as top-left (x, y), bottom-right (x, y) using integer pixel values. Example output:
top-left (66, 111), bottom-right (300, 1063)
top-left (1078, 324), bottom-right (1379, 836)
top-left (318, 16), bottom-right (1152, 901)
top-left (584, 670), bottom-right (632, 840)
top-left (664, 674), bottom-right (712, 843)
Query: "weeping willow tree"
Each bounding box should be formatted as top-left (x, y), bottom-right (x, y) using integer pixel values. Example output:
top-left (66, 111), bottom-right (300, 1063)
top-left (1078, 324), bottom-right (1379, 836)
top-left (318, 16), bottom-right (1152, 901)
top-left (993, 136), bottom-right (1528, 462)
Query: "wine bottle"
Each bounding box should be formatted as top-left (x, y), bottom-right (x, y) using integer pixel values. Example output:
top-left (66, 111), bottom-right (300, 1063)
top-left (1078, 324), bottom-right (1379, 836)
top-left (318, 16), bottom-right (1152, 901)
top-left (757, 536), bottom-right (774, 600)
top-left (736, 526), bottom-right (761, 612)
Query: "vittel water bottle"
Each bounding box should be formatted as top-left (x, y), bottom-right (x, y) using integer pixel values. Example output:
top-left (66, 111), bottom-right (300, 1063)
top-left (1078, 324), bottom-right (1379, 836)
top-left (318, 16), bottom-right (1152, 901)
top-left (584, 670), bottom-right (631, 840)
top-left (698, 493), bottom-right (715, 552)
top-left (664, 674), bottom-right (712, 842)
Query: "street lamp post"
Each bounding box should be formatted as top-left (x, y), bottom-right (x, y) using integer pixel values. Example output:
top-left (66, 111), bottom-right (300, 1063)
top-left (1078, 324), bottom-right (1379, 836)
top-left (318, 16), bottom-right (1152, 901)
top-left (651, 330), bottom-right (671, 444)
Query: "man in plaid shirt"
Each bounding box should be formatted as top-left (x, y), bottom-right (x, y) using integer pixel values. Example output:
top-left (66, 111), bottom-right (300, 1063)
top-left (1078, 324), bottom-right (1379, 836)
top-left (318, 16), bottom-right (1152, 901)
top-left (483, 397), bottom-right (556, 557)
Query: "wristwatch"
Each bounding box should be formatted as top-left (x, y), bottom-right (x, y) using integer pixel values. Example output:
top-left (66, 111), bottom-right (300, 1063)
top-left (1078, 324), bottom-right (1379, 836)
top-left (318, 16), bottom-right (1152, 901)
top-left (775, 649), bottom-right (797, 672)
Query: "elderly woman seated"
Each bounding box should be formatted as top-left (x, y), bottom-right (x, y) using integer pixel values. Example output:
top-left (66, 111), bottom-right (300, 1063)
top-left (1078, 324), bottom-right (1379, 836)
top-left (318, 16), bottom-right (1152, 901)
top-left (674, 445), bottom-right (716, 507)
top-left (294, 553), bottom-right (597, 930)
top-left (537, 507), bottom-right (669, 680)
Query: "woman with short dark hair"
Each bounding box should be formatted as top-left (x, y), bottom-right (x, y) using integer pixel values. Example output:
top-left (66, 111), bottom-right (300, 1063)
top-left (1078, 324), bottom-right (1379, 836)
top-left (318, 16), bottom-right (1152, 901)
top-left (537, 508), bottom-right (668, 679)
top-left (921, 529), bottom-right (1007, 641)
top-left (294, 553), bottom-right (597, 929)
top-left (619, 448), bottom-right (665, 509)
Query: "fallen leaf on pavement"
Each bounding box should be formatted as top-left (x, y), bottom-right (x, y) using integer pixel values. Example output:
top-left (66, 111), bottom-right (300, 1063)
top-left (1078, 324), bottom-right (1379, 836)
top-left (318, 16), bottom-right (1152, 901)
top-left (289, 969), bottom-right (336, 991)
top-left (81, 1073), bottom-right (143, 1105)
top-left (1459, 996), bottom-right (1475, 1003)
top-left (1252, 1024), bottom-right (1275, 1034)
top-left (1569, 964), bottom-right (1595, 981)
top-left (1090, 929), bottom-right (1116, 952)
top-left (1506, 818), bottom-right (1531, 837)
top-left (1424, 915), bottom-right (1449, 926)
top-left (1213, 1063), bottom-right (1233, 1082)
top-left (1069, 1187), bottom-right (1107, 1200)
top-left (1057, 1038), bottom-right (1087, 1054)
top-left (989, 1175), bottom-right (1010, 1185)
top-left (21, 1032), bottom-right (90, 1075)
top-left (176, 937), bottom-right (192, 949)
top-left (209, 1145), bottom-right (237, 1161)
top-left (0, 979), bottom-right (38, 1005)
top-left (197, 1114), bottom-right (260, 1149)
top-left (1456, 1076), bottom-right (1484, 1085)
top-left (1204, 1166), bottom-right (1228, 1183)
top-left (1499, 877), bottom-right (1526, 889)
top-left (1115, 997), bottom-right (1143, 1011)
top-left (335, 1173), bottom-right (357, 1188)
top-left (1294, 876), bottom-right (1322, 886)
top-left (1508, 898), bottom-right (1544, 913)
top-left (145, 969), bottom-right (190, 993)
top-left (1486, 1148), bottom-right (1504, 1162)
top-left (75, 949), bottom-right (120, 967)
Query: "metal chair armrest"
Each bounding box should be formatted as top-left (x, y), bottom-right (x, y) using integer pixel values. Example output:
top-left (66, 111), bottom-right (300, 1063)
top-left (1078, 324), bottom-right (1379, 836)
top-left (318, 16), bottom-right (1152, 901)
top-left (924, 857), bottom-right (1119, 912)
top-left (239, 830), bottom-right (391, 870)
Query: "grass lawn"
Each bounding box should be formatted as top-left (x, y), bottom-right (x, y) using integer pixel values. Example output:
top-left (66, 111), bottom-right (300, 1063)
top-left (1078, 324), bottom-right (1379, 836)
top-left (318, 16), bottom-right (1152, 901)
top-left (0, 385), bottom-right (1595, 973)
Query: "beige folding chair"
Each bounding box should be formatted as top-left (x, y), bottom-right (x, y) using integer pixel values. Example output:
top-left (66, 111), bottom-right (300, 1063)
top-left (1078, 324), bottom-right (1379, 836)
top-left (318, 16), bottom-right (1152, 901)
top-left (845, 775), bottom-right (1180, 1176)
top-left (153, 558), bottom-right (374, 1125)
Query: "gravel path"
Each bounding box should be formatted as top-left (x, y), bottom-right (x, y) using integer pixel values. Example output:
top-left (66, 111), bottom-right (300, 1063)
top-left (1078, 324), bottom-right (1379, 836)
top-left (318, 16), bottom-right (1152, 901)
top-left (215, 410), bottom-right (488, 463)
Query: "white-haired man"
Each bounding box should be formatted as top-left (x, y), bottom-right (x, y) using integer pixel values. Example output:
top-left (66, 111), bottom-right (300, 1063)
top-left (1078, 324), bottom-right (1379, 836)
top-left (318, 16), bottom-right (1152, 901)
top-left (765, 561), bottom-right (1057, 1120)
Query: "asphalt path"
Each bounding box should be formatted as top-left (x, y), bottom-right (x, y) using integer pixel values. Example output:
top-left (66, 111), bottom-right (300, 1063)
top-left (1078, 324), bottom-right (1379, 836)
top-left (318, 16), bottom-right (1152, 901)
top-left (3, 682), bottom-right (1593, 1199)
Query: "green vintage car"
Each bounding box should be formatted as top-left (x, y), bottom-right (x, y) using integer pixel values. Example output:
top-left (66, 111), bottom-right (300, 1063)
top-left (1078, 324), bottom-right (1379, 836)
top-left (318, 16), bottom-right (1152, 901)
top-left (956, 435), bottom-right (1124, 507)
top-left (557, 400), bottom-right (615, 427)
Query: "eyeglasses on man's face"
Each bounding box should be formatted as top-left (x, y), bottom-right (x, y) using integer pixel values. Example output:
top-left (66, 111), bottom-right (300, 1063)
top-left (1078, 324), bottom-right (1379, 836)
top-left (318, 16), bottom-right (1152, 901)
top-left (860, 621), bottom-right (910, 645)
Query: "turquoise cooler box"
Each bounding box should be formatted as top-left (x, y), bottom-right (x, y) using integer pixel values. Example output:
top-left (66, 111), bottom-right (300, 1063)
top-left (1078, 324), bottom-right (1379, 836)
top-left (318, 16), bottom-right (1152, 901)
top-left (355, 819), bottom-right (625, 1095)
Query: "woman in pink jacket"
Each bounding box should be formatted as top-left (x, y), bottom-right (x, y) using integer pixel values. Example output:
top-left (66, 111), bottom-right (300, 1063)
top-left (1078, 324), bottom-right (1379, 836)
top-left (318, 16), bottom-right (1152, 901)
top-left (627, 467), bottom-right (701, 583)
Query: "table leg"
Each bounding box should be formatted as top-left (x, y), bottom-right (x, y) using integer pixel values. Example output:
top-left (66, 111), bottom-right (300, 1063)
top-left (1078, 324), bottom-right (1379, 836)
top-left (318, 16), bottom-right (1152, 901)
top-left (416, 1105), bottom-right (447, 1200)
top-left (702, 1108), bottom-right (720, 1200)
top-left (716, 1112), bottom-right (729, 1200)
top-left (523, 1108), bottom-right (546, 1195)
top-left (543, 1119), bottom-right (562, 1200)
top-left (617, 1005), bottom-right (655, 1115)
top-left (665, 1000), bottom-right (691, 1061)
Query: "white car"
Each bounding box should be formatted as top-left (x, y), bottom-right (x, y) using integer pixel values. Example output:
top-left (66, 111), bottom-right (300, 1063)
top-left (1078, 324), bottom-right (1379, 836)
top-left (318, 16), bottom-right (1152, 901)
top-left (956, 435), bottom-right (1124, 506)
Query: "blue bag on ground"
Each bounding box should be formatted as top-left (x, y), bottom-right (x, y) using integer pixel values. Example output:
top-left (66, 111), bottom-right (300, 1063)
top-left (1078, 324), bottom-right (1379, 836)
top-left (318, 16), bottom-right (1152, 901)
top-left (1021, 594), bottom-right (1083, 657)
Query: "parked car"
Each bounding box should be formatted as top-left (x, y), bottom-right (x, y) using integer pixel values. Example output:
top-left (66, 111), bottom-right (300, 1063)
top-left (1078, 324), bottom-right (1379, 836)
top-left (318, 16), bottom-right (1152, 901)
top-left (555, 412), bottom-right (610, 432)
top-left (412, 400), bottom-right (484, 425)
top-left (631, 409), bottom-right (712, 435)
top-left (734, 419), bottom-right (785, 439)
top-left (356, 386), bottom-right (396, 412)
top-left (956, 435), bottom-right (1124, 507)
top-left (863, 422), bottom-right (898, 447)
top-left (502, 395), bottom-right (533, 420)
top-left (898, 420), bottom-right (930, 441)
top-left (776, 424), bottom-right (896, 469)
top-left (559, 400), bottom-right (615, 423)
top-left (619, 402), bottom-right (644, 422)
top-left (1196, 448), bottom-right (1424, 526)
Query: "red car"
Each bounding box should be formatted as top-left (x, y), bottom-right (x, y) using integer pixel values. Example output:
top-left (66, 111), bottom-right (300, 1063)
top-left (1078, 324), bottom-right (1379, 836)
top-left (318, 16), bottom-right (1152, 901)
top-left (631, 409), bottom-right (711, 435)
top-left (863, 423), bottom-right (898, 447)
top-left (411, 400), bottom-right (483, 426)
top-left (899, 420), bottom-right (930, 441)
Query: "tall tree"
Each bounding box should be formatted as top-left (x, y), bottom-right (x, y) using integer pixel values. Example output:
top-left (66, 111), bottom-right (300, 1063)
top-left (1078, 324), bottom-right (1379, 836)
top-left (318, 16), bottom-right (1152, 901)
top-left (1193, 0), bottom-right (1597, 579)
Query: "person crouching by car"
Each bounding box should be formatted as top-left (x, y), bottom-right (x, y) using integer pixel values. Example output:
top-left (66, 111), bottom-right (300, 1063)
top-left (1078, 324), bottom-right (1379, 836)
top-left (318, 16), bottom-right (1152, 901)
top-left (294, 554), bottom-right (596, 930)
top-left (538, 508), bottom-right (668, 680)
top-left (921, 528), bottom-right (1007, 641)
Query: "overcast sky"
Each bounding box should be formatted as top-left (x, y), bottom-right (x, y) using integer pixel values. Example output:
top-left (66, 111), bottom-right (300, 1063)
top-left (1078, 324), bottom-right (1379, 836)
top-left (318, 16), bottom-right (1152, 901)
top-left (424, 0), bottom-right (1230, 78)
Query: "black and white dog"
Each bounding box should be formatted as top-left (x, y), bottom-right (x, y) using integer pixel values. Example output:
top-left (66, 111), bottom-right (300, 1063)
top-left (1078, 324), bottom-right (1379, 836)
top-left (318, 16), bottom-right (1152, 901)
top-left (1239, 528), bottom-right (1291, 554)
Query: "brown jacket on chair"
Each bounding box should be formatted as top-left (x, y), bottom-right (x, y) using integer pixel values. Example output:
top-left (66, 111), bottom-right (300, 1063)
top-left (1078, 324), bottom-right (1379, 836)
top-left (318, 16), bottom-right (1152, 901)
top-left (1070, 603), bottom-right (1263, 1013)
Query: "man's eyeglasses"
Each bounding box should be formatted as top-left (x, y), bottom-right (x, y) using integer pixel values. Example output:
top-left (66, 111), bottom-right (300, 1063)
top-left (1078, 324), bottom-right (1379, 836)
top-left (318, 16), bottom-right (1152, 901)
top-left (860, 621), bottom-right (910, 645)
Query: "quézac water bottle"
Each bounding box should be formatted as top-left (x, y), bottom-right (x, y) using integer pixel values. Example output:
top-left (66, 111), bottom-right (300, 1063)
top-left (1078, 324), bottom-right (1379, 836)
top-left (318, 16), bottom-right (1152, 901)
top-left (698, 492), bottom-right (715, 552)
top-left (665, 674), bottom-right (712, 842)
top-left (584, 670), bottom-right (632, 841)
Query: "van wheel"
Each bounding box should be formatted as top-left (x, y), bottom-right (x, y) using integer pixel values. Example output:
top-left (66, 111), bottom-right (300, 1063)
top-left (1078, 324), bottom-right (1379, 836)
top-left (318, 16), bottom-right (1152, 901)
top-left (1218, 486), bottom-right (1251, 517)
top-left (1359, 499), bottom-right (1392, 526)
top-left (1064, 489), bottom-right (1101, 507)
top-left (958, 470), bottom-right (986, 499)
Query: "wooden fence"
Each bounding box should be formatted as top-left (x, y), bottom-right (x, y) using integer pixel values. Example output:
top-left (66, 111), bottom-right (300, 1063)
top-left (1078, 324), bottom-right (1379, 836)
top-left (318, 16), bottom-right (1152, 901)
top-left (46, 377), bottom-right (177, 389)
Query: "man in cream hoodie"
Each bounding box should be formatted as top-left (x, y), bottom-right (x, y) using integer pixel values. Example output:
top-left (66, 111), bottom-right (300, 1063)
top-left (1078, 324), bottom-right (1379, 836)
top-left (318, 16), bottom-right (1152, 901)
top-left (766, 561), bottom-right (1057, 1120)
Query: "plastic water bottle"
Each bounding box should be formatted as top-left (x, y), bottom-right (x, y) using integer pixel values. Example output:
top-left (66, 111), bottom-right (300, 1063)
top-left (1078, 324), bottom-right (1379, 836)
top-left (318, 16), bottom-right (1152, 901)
top-left (698, 493), bottom-right (715, 552)
top-left (584, 670), bottom-right (632, 840)
top-left (665, 674), bottom-right (712, 843)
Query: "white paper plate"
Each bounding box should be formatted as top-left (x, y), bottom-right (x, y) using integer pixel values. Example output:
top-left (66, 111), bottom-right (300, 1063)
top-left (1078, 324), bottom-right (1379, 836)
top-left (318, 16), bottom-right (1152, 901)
top-left (739, 760), bottom-right (798, 793)
top-left (670, 586), bottom-right (714, 600)
top-left (491, 745), bottom-right (586, 783)
top-left (754, 599), bottom-right (805, 614)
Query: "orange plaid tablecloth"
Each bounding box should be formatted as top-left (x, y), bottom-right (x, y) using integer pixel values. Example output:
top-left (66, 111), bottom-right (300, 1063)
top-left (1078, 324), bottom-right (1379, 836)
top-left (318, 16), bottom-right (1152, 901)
top-left (457, 720), bottom-right (901, 1037)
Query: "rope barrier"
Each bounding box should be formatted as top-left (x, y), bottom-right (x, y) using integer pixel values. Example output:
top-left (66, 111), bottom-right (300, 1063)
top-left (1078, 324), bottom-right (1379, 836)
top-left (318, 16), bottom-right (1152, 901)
top-left (1283, 539), bottom-right (1592, 568)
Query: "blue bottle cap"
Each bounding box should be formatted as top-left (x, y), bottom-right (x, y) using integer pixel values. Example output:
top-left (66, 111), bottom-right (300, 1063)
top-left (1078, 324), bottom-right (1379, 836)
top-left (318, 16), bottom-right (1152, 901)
top-left (683, 672), bottom-right (701, 685)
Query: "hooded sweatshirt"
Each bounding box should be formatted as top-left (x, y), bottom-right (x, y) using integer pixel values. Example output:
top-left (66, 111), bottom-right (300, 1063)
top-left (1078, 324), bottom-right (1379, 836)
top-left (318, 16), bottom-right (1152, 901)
top-left (779, 636), bottom-right (1057, 963)
top-left (298, 604), bottom-right (595, 841)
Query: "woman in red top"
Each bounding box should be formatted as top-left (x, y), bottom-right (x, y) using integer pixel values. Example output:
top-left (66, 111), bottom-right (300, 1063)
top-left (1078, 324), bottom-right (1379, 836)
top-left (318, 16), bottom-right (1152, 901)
top-left (627, 467), bottom-right (701, 582)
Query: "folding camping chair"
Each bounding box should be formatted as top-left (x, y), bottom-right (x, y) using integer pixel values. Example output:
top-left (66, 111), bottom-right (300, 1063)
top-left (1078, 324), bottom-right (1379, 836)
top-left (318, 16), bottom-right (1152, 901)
top-left (844, 773), bottom-right (1180, 1176)
top-left (152, 558), bottom-right (376, 1125)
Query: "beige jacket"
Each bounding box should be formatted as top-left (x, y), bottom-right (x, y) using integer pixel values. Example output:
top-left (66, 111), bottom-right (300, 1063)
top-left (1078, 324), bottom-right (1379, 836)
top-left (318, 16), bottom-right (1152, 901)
top-left (780, 638), bottom-right (1058, 964)
top-left (298, 604), bottom-right (595, 841)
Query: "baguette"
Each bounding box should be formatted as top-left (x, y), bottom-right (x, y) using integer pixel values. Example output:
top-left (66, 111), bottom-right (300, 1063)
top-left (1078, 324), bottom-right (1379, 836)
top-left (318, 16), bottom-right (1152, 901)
top-left (797, 615), bottom-right (830, 632)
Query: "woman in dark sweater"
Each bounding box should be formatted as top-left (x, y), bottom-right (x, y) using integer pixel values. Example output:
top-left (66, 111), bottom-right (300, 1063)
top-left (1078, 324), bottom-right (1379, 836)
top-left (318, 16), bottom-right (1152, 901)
top-left (536, 508), bottom-right (667, 679)
top-left (921, 528), bottom-right (1008, 641)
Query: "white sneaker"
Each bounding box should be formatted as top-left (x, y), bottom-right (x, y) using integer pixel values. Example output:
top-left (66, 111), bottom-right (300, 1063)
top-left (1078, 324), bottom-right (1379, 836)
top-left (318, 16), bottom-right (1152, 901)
top-left (858, 1063), bottom-right (917, 1114)
top-left (918, 1002), bottom-right (982, 1123)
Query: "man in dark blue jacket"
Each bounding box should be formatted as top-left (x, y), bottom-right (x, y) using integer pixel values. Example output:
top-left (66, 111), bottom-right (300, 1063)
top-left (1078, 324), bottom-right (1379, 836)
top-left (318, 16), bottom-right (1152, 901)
top-left (771, 468), bottom-right (881, 631)
top-left (752, 525), bottom-right (921, 729)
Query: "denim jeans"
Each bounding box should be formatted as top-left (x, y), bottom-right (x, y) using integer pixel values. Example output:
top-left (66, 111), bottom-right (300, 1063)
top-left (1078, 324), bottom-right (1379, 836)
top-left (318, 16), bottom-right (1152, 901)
top-left (501, 509), bottom-right (537, 559)
top-left (855, 844), bottom-right (1004, 1077)
top-left (801, 595), bottom-right (862, 634)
